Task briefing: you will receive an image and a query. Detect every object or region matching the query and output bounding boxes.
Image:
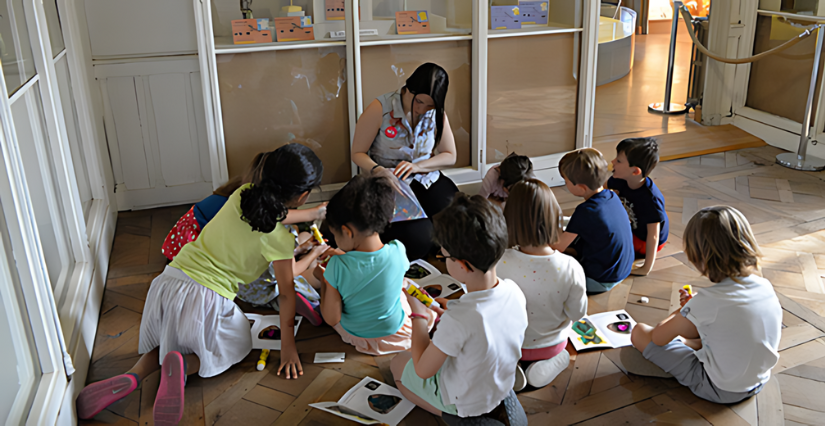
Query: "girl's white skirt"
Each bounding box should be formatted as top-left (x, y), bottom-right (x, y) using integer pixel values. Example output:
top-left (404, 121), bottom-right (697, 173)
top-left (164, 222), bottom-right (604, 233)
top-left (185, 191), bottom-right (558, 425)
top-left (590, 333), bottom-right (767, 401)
top-left (139, 266), bottom-right (251, 378)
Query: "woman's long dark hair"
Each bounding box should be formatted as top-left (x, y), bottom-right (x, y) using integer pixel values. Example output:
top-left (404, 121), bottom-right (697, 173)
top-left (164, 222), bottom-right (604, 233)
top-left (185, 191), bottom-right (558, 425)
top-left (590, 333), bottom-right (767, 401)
top-left (404, 62), bottom-right (449, 148)
top-left (240, 144), bottom-right (323, 233)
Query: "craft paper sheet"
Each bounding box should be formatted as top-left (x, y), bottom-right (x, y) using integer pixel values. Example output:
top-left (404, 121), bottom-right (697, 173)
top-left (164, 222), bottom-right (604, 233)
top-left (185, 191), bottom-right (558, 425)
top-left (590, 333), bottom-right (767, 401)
top-left (310, 377), bottom-right (415, 425)
top-left (567, 310), bottom-right (637, 351)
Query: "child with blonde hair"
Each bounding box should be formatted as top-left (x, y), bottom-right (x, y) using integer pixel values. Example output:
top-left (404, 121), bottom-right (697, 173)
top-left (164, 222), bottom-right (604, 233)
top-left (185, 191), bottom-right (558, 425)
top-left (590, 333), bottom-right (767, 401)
top-left (498, 179), bottom-right (586, 391)
top-left (553, 148), bottom-right (634, 293)
top-left (631, 206), bottom-right (782, 403)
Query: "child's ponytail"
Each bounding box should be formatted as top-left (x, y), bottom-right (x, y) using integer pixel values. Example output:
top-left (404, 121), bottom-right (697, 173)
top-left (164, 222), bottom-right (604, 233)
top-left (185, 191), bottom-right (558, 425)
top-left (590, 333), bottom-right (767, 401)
top-left (240, 144), bottom-right (323, 233)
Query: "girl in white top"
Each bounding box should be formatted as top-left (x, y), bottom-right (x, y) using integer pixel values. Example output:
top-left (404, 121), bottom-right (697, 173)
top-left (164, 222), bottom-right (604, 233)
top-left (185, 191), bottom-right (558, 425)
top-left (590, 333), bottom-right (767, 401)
top-left (631, 206), bottom-right (782, 403)
top-left (497, 179), bottom-right (587, 390)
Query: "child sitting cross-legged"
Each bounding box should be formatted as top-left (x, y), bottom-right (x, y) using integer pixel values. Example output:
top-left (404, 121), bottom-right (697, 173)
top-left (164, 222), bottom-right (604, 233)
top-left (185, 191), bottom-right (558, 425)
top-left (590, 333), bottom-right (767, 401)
top-left (390, 194), bottom-right (528, 418)
top-left (631, 206), bottom-right (782, 403)
top-left (498, 179), bottom-right (586, 391)
top-left (315, 171), bottom-right (437, 356)
top-left (552, 148), bottom-right (634, 294)
top-left (607, 138), bottom-right (669, 276)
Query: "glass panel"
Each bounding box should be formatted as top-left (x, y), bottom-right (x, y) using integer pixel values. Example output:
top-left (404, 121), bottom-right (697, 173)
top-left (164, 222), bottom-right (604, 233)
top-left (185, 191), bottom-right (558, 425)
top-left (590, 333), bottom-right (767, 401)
top-left (360, 0), bottom-right (472, 42)
top-left (12, 84), bottom-right (74, 293)
top-left (490, 0), bottom-right (582, 35)
top-left (216, 47), bottom-right (351, 184)
top-left (746, 15), bottom-right (823, 126)
top-left (55, 56), bottom-right (92, 220)
top-left (0, 196), bottom-right (39, 426)
top-left (0, 0), bottom-right (37, 94)
top-left (360, 41), bottom-right (472, 168)
top-left (44, 0), bottom-right (65, 56)
top-left (211, 0), bottom-right (348, 50)
top-left (486, 33), bottom-right (578, 163)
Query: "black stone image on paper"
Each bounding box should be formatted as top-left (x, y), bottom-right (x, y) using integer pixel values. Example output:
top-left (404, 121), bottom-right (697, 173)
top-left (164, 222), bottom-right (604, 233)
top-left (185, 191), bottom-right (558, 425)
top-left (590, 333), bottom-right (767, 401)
top-left (448, 283), bottom-right (460, 291)
top-left (365, 381), bottom-right (381, 391)
top-left (405, 264), bottom-right (431, 279)
top-left (368, 394), bottom-right (402, 415)
top-left (616, 313), bottom-right (629, 320)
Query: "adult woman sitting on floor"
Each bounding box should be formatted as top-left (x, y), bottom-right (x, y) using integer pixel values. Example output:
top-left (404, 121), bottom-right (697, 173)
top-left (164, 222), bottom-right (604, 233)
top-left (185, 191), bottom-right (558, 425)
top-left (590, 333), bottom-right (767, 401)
top-left (350, 62), bottom-right (459, 260)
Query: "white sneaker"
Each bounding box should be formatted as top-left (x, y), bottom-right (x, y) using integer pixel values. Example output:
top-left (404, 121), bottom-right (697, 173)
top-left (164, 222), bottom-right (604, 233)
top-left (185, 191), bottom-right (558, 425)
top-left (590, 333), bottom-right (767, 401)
top-left (525, 350), bottom-right (570, 389)
top-left (513, 364), bottom-right (527, 392)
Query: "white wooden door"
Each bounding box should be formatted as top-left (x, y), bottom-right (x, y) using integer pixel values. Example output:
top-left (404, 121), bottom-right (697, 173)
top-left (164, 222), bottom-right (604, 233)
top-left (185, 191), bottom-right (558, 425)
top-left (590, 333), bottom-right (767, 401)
top-left (96, 58), bottom-right (213, 210)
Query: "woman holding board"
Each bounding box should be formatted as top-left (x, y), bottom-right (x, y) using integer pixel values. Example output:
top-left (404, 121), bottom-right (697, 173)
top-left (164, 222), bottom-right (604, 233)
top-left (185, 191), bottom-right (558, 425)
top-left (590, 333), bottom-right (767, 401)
top-left (351, 63), bottom-right (459, 260)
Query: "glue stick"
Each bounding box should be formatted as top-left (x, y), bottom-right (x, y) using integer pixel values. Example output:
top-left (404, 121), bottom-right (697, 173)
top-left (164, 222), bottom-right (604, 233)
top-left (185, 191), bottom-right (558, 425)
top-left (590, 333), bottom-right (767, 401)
top-left (257, 349), bottom-right (270, 371)
top-left (310, 224), bottom-right (324, 244)
top-left (405, 284), bottom-right (441, 309)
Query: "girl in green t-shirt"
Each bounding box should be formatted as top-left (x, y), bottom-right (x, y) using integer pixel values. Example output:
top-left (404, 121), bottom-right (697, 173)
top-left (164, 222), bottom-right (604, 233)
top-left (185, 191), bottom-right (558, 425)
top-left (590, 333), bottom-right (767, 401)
top-left (76, 144), bottom-right (327, 424)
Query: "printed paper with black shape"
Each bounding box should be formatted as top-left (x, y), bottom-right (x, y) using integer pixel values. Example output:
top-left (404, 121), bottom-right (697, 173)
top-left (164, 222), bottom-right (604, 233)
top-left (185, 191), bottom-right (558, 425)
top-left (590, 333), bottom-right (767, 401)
top-left (310, 376), bottom-right (415, 425)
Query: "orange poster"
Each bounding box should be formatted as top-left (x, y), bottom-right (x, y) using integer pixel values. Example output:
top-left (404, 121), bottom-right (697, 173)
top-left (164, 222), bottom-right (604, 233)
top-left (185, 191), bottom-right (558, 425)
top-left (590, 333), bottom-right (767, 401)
top-left (395, 10), bottom-right (430, 35)
top-left (274, 17), bottom-right (315, 42)
top-left (232, 19), bottom-right (272, 44)
top-left (325, 0), bottom-right (345, 20)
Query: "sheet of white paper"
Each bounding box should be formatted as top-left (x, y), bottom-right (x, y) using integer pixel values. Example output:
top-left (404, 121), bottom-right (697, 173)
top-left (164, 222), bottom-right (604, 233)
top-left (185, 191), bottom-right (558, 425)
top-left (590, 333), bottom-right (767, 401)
top-left (245, 314), bottom-right (302, 350)
top-left (338, 377), bottom-right (414, 426)
top-left (308, 402), bottom-right (382, 425)
top-left (406, 259), bottom-right (465, 299)
top-left (568, 309), bottom-right (636, 351)
top-left (314, 352), bottom-right (346, 363)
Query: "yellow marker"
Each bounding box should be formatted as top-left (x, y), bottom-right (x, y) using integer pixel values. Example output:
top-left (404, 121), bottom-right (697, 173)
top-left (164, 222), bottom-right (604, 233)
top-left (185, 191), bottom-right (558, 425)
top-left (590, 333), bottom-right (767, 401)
top-left (406, 285), bottom-right (434, 308)
top-left (310, 224), bottom-right (324, 244)
top-left (257, 349), bottom-right (270, 371)
top-left (683, 285), bottom-right (693, 296)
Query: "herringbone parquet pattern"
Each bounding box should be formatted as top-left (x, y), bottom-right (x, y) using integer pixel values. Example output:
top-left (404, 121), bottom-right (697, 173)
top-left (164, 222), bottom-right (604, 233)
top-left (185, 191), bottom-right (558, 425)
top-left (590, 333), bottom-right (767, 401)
top-left (81, 146), bottom-right (825, 426)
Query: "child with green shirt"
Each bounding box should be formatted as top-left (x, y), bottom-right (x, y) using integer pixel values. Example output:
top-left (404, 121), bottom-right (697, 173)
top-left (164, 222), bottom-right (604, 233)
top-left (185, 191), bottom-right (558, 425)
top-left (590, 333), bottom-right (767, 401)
top-left (76, 144), bottom-right (327, 424)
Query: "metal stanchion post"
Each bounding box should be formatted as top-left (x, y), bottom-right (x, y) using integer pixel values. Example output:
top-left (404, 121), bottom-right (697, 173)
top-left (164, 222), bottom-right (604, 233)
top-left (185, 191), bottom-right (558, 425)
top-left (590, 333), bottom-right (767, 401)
top-left (776, 26), bottom-right (825, 172)
top-left (649, 1), bottom-right (688, 115)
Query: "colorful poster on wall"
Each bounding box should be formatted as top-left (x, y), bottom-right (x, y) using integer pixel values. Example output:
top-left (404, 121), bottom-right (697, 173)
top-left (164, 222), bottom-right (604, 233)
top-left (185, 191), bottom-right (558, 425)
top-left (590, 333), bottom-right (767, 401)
top-left (491, 6), bottom-right (521, 30)
top-left (519, 1), bottom-right (548, 25)
top-left (395, 10), bottom-right (430, 35)
top-left (232, 19), bottom-right (272, 44)
top-left (274, 16), bottom-right (315, 42)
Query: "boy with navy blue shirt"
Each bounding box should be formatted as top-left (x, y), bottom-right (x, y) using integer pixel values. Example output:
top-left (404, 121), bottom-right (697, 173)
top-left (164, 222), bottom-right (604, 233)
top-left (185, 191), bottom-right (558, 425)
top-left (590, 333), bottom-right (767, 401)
top-left (607, 138), bottom-right (669, 276)
top-left (552, 148), bottom-right (634, 294)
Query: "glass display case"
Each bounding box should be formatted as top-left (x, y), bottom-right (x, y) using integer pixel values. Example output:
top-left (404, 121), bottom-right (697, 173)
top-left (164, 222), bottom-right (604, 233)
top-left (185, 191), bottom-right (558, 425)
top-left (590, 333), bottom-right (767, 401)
top-left (197, 0), bottom-right (598, 190)
top-left (357, 0), bottom-right (472, 43)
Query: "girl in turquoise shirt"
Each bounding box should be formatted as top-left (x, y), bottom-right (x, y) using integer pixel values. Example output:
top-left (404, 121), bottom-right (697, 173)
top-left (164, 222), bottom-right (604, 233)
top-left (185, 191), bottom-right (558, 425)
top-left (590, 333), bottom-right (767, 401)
top-left (316, 172), bottom-right (437, 355)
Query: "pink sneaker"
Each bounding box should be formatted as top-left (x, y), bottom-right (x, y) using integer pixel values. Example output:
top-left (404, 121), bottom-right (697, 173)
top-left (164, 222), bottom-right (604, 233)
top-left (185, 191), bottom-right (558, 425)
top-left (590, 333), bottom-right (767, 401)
top-left (76, 373), bottom-right (139, 419)
top-left (153, 351), bottom-right (186, 425)
top-left (296, 293), bottom-right (323, 326)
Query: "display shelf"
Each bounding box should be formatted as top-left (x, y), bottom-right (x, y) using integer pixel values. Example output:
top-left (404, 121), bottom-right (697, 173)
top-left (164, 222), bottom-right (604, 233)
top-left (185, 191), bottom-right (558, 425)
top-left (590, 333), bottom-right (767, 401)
top-left (756, 9), bottom-right (825, 23)
top-left (213, 36), bottom-right (345, 54)
top-left (487, 25), bottom-right (581, 39)
top-left (359, 33), bottom-right (472, 46)
top-left (357, 0), bottom-right (472, 42)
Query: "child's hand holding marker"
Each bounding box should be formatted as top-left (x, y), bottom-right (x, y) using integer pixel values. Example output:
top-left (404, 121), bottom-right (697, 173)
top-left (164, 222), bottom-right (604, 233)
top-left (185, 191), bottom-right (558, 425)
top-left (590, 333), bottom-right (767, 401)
top-left (679, 285), bottom-right (694, 307)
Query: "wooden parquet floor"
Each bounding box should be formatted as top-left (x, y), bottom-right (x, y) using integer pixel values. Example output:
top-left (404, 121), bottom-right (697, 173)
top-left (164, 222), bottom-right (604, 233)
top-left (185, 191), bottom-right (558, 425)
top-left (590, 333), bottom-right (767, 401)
top-left (81, 145), bottom-right (825, 426)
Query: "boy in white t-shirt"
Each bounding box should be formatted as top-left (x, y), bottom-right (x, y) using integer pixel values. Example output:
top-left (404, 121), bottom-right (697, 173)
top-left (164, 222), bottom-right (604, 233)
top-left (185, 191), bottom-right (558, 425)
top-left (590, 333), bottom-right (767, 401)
top-left (390, 194), bottom-right (528, 418)
top-left (631, 206), bottom-right (782, 403)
